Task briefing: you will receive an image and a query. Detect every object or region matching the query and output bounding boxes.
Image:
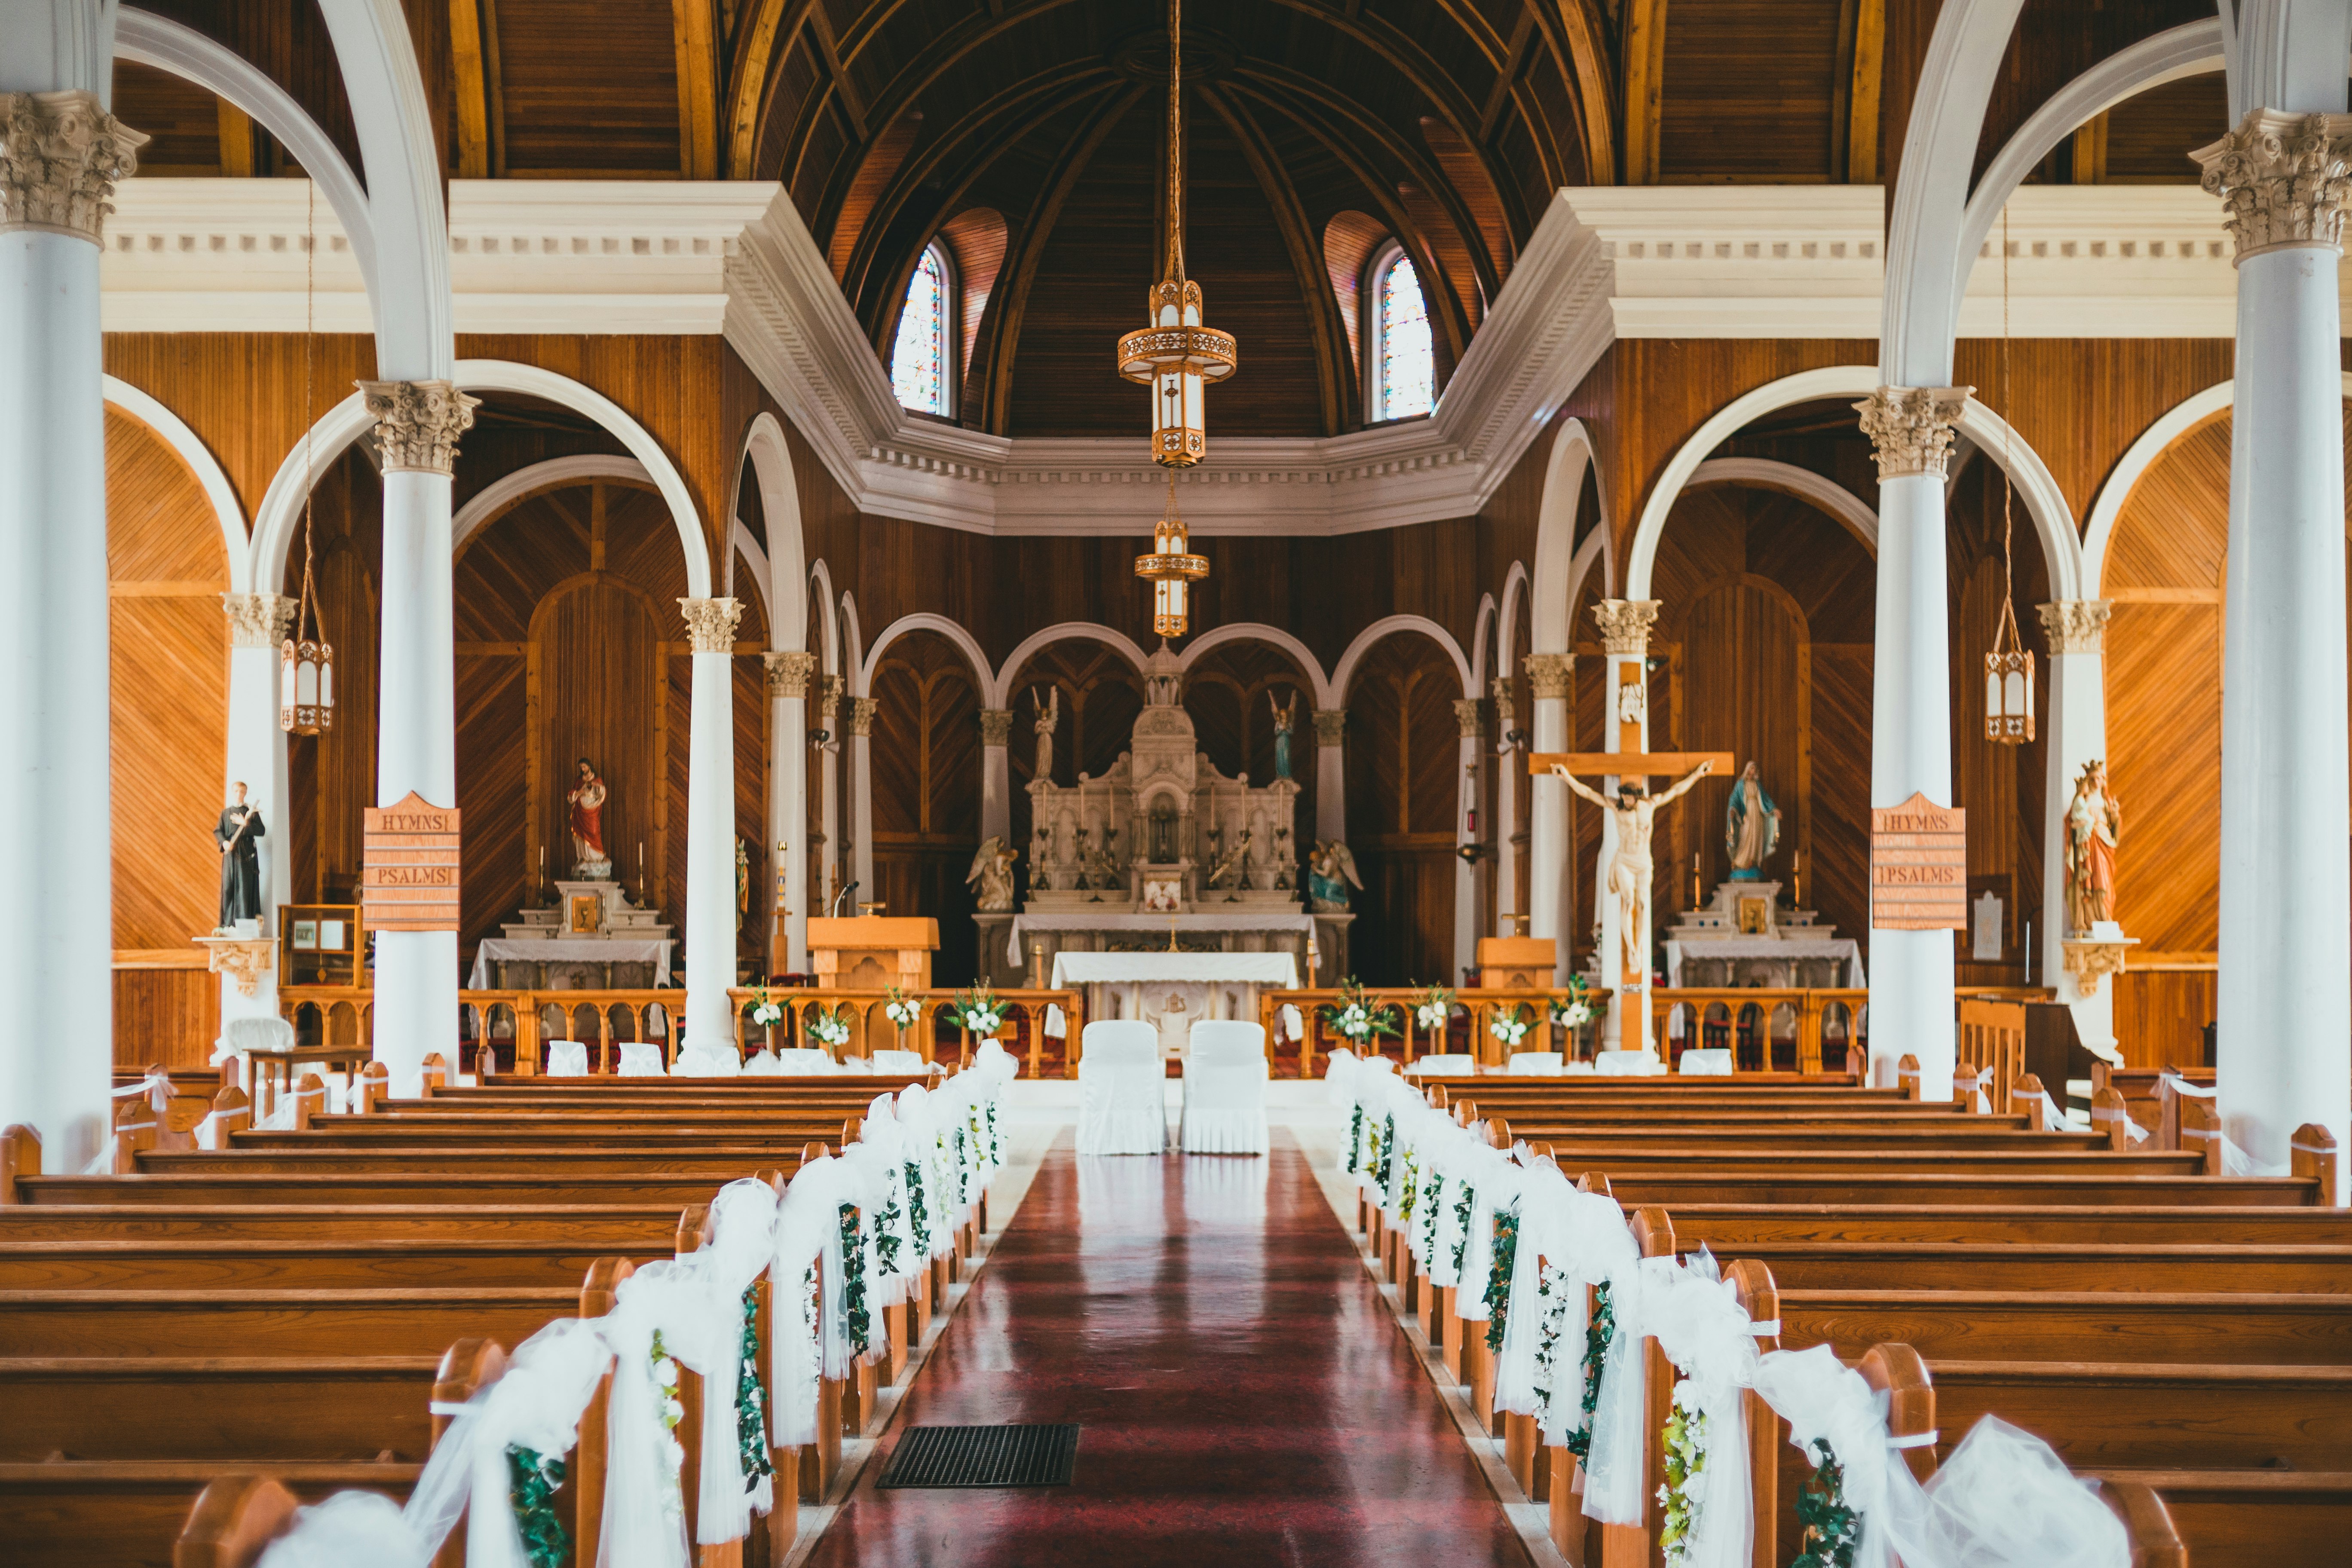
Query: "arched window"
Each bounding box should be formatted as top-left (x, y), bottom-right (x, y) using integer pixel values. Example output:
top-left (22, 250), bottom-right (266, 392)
top-left (891, 243), bottom-right (955, 416)
top-left (1365, 246), bottom-right (1434, 423)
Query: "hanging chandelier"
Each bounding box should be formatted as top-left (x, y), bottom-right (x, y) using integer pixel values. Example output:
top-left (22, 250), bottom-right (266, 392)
top-left (1983, 205), bottom-right (2034, 745)
top-left (1123, 0), bottom-right (1233, 638)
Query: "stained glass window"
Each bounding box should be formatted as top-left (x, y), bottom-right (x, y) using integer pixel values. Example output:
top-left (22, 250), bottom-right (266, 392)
top-left (891, 245), bottom-right (952, 415)
top-left (1375, 254), bottom-right (1434, 421)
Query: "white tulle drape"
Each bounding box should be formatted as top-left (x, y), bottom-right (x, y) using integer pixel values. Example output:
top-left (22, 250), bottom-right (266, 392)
top-left (597, 1261), bottom-right (725, 1568)
top-left (693, 1178), bottom-right (780, 1545)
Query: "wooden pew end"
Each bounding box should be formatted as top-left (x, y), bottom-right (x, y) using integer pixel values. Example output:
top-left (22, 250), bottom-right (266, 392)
top-left (676, 1202), bottom-right (716, 1256)
top-left (2291, 1123), bottom-right (2340, 1207)
top-left (1629, 1206), bottom-right (1675, 1259)
top-left (1897, 1053), bottom-right (1922, 1101)
top-left (420, 1053), bottom-right (448, 1094)
top-left (2089, 1087), bottom-right (2132, 1152)
top-left (1856, 1343), bottom-right (1936, 1481)
top-left (0, 1123), bottom-right (37, 1204)
top-left (1573, 1171), bottom-right (1611, 1198)
top-left (2176, 1091), bottom-right (2222, 1176)
top-left (358, 1060), bottom-right (389, 1115)
top-left (2095, 1479), bottom-right (2187, 1568)
top-left (175, 1474), bottom-right (301, 1568)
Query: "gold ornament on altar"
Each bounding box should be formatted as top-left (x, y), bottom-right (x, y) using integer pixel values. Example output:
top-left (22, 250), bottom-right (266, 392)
top-left (1122, 0), bottom-right (1232, 637)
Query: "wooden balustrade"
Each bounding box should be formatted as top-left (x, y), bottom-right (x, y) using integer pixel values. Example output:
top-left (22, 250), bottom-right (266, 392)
top-left (1648, 987), bottom-right (1869, 1074)
top-left (726, 988), bottom-right (1084, 1079)
top-left (1258, 988), bottom-right (1608, 1078)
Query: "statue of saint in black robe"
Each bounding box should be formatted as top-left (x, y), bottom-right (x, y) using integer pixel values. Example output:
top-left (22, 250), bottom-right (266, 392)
top-left (217, 800), bottom-right (265, 928)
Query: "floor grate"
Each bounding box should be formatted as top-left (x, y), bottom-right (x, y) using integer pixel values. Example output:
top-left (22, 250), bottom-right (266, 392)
top-left (876, 1424), bottom-right (1081, 1489)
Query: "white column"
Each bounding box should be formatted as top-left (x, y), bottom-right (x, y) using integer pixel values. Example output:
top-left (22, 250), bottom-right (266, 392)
top-left (362, 381), bottom-right (477, 1095)
top-left (814, 674), bottom-right (842, 915)
top-left (1857, 387), bottom-right (1968, 1099)
top-left (978, 707), bottom-right (1014, 844)
top-left (1592, 600), bottom-right (1659, 1054)
top-left (0, 72), bottom-right (141, 1170)
top-left (1491, 675), bottom-right (1519, 937)
top-left (2037, 601), bottom-right (2117, 1052)
top-left (681, 597), bottom-right (744, 1053)
top-left (1311, 707), bottom-right (1347, 842)
top-left (763, 650), bottom-right (816, 974)
top-left (222, 594), bottom-right (298, 926)
top-left (2198, 110), bottom-right (2352, 1194)
top-left (1524, 653), bottom-right (1572, 984)
top-left (1452, 697), bottom-right (1483, 983)
top-left (848, 696), bottom-right (876, 900)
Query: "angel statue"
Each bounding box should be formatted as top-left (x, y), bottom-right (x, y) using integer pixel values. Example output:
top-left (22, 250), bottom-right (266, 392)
top-left (1307, 839), bottom-right (1361, 912)
top-left (966, 835), bottom-right (1020, 912)
top-left (1724, 760), bottom-right (1780, 881)
top-left (1029, 685), bottom-right (1060, 782)
top-left (1270, 690), bottom-right (1298, 781)
top-left (1206, 828), bottom-right (1252, 890)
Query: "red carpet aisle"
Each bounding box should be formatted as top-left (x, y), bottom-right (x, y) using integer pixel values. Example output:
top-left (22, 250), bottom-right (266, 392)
top-left (805, 1130), bottom-right (1530, 1567)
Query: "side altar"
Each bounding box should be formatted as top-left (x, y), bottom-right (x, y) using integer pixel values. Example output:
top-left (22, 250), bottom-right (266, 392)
top-left (974, 644), bottom-right (1351, 992)
top-left (471, 758), bottom-right (675, 988)
top-left (1661, 880), bottom-right (1864, 989)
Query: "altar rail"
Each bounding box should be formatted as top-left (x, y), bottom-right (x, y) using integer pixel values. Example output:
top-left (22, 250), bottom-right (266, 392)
top-left (1651, 987), bottom-right (1869, 1074)
top-left (1260, 988), bottom-right (1606, 1078)
top-left (281, 983), bottom-right (1084, 1078)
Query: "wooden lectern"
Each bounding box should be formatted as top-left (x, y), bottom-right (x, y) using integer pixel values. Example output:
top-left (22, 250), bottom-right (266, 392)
top-left (808, 916), bottom-right (939, 992)
top-left (1476, 936), bottom-right (1557, 990)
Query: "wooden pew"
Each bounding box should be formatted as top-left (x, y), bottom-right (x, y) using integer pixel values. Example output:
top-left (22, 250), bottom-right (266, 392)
top-left (1653, 1201), bottom-right (2352, 1246)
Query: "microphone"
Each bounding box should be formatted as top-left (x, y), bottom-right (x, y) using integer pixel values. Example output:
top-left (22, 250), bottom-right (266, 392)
top-left (830, 879), bottom-right (859, 917)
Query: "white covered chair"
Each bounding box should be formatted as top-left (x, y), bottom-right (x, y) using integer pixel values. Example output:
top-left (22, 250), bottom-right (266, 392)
top-left (1593, 1049), bottom-right (1663, 1077)
top-left (1405, 1053), bottom-right (1476, 1077)
top-left (1076, 1020), bottom-right (1166, 1155)
top-left (617, 1041), bottom-right (667, 1077)
top-left (869, 1048), bottom-right (930, 1075)
top-left (739, 1048), bottom-right (787, 1076)
top-left (1179, 1020), bottom-right (1270, 1155)
top-left (771, 1048), bottom-right (836, 1075)
top-left (1505, 1051), bottom-right (1566, 1076)
top-left (673, 1041), bottom-right (741, 1077)
top-left (543, 1039), bottom-right (590, 1077)
top-left (1678, 1047), bottom-right (1734, 1076)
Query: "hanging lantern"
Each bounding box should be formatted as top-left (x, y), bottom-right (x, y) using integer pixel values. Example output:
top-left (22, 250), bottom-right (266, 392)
top-left (1984, 600), bottom-right (2034, 744)
top-left (1134, 503), bottom-right (1208, 639)
top-left (280, 175), bottom-right (334, 737)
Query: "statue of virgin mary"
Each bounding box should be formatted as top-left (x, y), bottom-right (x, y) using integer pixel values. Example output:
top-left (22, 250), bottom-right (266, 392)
top-left (1724, 760), bottom-right (1779, 881)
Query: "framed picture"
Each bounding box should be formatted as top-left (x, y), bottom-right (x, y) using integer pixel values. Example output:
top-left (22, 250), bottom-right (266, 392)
top-left (291, 919), bottom-right (319, 950)
top-left (568, 894), bottom-right (603, 934)
top-left (319, 919), bottom-right (346, 951)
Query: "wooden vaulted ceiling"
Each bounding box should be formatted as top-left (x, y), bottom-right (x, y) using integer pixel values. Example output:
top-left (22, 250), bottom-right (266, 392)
top-left (116, 1), bottom-right (2233, 441)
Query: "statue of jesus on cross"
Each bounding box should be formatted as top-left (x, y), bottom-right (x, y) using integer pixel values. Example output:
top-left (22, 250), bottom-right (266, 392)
top-left (1558, 760), bottom-right (1714, 983)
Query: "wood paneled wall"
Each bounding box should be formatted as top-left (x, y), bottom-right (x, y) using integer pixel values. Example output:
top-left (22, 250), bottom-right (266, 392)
top-left (870, 629), bottom-right (982, 984)
top-left (1342, 631), bottom-right (1464, 986)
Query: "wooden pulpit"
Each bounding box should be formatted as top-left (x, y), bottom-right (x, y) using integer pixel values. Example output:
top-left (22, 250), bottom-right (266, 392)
top-left (808, 916), bottom-right (938, 992)
top-left (1476, 936), bottom-right (1557, 990)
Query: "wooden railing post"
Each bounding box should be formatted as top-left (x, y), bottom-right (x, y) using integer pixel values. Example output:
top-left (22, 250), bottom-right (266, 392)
top-left (2175, 1091), bottom-right (2222, 1175)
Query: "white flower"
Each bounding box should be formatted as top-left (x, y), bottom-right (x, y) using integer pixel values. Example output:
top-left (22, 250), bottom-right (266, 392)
top-left (1565, 1002), bottom-right (1593, 1027)
top-left (666, 1435), bottom-right (686, 1469)
top-left (652, 1357), bottom-right (677, 1386)
top-left (665, 1396), bottom-right (686, 1423)
top-left (1416, 1004), bottom-right (1448, 1030)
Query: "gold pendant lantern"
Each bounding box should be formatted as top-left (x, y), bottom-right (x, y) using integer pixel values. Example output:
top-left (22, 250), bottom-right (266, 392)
top-left (1123, 0), bottom-right (1234, 637)
top-left (1983, 205), bottom-right (2033, 745)
top-left (281, 176), bottom-right (335, 736)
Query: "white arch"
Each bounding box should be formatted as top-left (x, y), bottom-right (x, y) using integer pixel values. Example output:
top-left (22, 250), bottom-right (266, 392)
top-left (2081, 373), bottom-right (2352, 597)
top-left (858, 611), bottom-right (993, 699)
top-left (450, 455), bottom-right (651, 554)
top-left (1688, 457), bottom-right (1879, 557)
top-left (738, 414), bottom-right (807, 653)
top-left (1330, 614), bottom-right (1478, 703)
top-left (1532, 418), bottom-right (1611, 655)
top-left (1176, 622), bottom-right (1335, 708)
top-left (807, 561), bottom-right (842, 669)
top-left (1497, 561), bottom-right (1530, 679)
top-left (1623, 365), bottom-right (2079, 601)
top-left (102, 375), bottom-right (250, 592)
top-left (250, 360), bottom-right (712, 598)
top-left (990, 622), bottom-right (1151, 709)
top-left (1470, 594), bottom-right (1498, 690)
top-left (732, 523), bottom-right (771, 624)
top-left (838, 591), bottom-right (864, 687)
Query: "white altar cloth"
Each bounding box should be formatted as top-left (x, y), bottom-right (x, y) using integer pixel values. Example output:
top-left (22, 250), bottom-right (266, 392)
top-left (1663, 936), bottom-right (1864, 988)
top-left (1011, 911), bottom-right (1316, 965)
top-left (469, 937), bottom-right (674, 989)
top-left (1052, 951), bottom-right (1298, 1062)
top-left (1051, 952), bottom-right (1298, 989)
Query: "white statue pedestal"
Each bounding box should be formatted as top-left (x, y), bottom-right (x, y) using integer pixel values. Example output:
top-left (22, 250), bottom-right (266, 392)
top-left (2062, 922), bottom-right (2137, 999)
top-left (197, 929), bottom-right (288, 1087)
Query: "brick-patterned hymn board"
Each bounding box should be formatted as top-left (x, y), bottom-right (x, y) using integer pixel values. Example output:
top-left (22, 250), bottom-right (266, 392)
top-left (1870, 792), bottom-right (1966, 931)
top-left (362, 792), bottom-right (462, 932)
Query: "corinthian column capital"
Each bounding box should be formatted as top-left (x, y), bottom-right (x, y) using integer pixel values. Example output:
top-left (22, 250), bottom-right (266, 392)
top-left (358, 380), bottom-right (480, 475)
top-left (2036, 599), bottom-right (2112, 655)
top-left (678, 597), bottom-right (744, 653)
top-left (1311, 708), bottom-right (1347, 746)
top-left (2193, 109), bottom-right (2352, 262)
top-left (1855, 386), bottom-right (1973, 480)
top-left (0, 91), bottom-right (144, 241)
top-left (1452, 698), bottom-right (1485, 740)
top-left (848, 697), bottom-right (877, 738)
top-left (1591, 599), bottom-right (1660, 656)
top-left (816, 674), bottom-right (844, 723)
top-left (1522, 652), bottom-right (1572, 700)
top-left (763, 649), bottom-right (818, 698)
top-left (978, 707), bottom-right (1016, 747)
top-left (222, 592), bottom-right (298, 649)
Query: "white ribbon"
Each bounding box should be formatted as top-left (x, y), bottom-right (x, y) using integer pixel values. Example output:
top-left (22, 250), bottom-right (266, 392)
top-left (769, 1156), bottom-right (840, 1446)
top-left (595, 1260), bottom-right (725, 1568)
top-left (2160, 1072), bottom-right (2291, 1176)
top-left (692, 1178), bottom-right (780, 1544)
top-left (1639, 1251), bottom-right (1765, 1568)
top-left (1753, 1344), bottom-right (1932, 1568)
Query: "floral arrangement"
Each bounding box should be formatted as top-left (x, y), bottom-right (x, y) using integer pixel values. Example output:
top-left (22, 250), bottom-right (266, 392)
top-left (806, 1004), bottom-right (852, 1050)
top-left (837, 1204), bottom-right (872, 1355)
top-left (505, 1446), bottom-right (568, 1568)
top-left (1657, 1386), bottom-right (1709, 1565)
top-left (1411, 982), bottom-right (1455, 1034)
top-left (1398, 1153), bottom-right (1421, 1226)
top-left (1792, 1440), bottom-right (1861, 1568)
top-left (903, 1160), bottom-right (931, 1254)
top-left (1549, 974), bottom-right (1596, 1030)
top-left (1531, 1263), bottom-right (1571, 1430)
top-left (650, 1329), bottom-right (687, 1524)
top-left (746, 982), bottom-right (785, 1030)
top-left (735, 1285), bottom-right (774, 1494)
top-left (884, 986), bottom-right (923, 1032)
top-left (1564, 1279), bottom-right (1616, 1458)
top-left (1484, 1207), bottom-right (1519, 1353)
top-left (952, 982), bottom-right (1005, 1037)
top-left (1489, 1003), bottom-right (1534, 1049)
top-left (1321, 976), bottom-right (1400, 1046)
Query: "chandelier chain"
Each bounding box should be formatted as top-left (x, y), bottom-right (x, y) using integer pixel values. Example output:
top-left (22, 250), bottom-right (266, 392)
top-left (1165, 0), bottom-right (1185, 285)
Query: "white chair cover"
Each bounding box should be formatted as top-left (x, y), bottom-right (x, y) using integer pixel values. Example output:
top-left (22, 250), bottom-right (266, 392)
top-left (1563, 1059), bottom-right (1597, 1074)
top-left (1594, 1049), bottom-right (1663, 1077)
top-left (772, 1048), bottom-right (836, 1075)
top-left (211, 1012), bottom-right (295, 1065)
top-left (1506, 1051), bottom-right (1565, 1075)
top-left (673, 1041), bottom-right (741, 1077)
top-left (739, 1048), bottom-right (786, 1076)
top-left (1076, 1021), bottom-right (1166, 1155)
top-left (545, 1040), bottom-right (590, 1077)
top-left (1678, 1047), bottom-right (1734, 1076)
top-left (617, 1041), bottom-right (667, 1077)
top-left (1179, 1020), bottom-right (1270, 1155)
top-left (1406, 1053), bottom-right (1476, 1076)
top-left (869, 1048), bottom-right (929, 1074)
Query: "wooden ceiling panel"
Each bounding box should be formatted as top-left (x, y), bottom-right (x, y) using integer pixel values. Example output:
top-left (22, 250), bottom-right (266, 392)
top-left (1658, 0), bottom-right (1843, 184)
top-left (497, 0), bottom-right (683, 174)
top-left (113, 61), bottom-right (231, 176)
top-left (2104, 74), bottom-right (2225, 184)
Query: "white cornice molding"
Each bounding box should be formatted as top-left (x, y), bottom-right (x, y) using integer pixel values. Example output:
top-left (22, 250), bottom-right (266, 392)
top-left (103, 178), bottom-right (2273, 536)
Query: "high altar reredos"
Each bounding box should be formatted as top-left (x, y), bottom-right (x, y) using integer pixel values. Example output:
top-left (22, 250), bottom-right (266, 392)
top-left (977, 645), bottom-right (1351, 999)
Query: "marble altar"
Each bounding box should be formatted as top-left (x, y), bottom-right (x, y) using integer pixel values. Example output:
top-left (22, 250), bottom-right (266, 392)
top-left (480, 877), bottom-right (675, 988)
top-left (1661, 879), bottom-right (1864, 988)
top-left (1051, 949), bottom-right (1298, 1062)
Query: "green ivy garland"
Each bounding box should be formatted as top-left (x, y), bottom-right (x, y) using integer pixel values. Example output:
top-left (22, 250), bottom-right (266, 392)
top-left (875, 1185), bottom-right (905, 1278)
top-left (1347, 1105), bottom-right (1364, 1174)
top-left (1375, 1114), bottom-right (1396, 1190)
top-left (505, 1445), bottom-right (567, 1568)
top-left (1564, 1279), bottom-right (1615, 1459)
top-left (837, 1203), bottom-right (871, 1354)
top-left (1657, 1390), bottom-right (1708, 1565)
top-left (1420, 1171), bottom-right (1446, 1262)
top-left (1399, 1153), bottom-right (1421, 1227)
top-left (1449, 1185), bottom-right (1474, 1274)
top-left (736, 1285), bottom-right (774, 1492)
top-left (903, 1159), bottom-right (931, 1255)
top-left (1484, 1208), bottom-right (1519, 1353)
top-left (1792, 1441), bottom-right (1861, 1568)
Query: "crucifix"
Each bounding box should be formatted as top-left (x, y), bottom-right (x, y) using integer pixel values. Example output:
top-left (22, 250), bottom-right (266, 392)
top-left (1528, 748), bottom-right (1733, 995)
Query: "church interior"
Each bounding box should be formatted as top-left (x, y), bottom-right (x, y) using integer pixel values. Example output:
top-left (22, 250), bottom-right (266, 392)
top-left (4, 0), bottom-right (2351, 1562)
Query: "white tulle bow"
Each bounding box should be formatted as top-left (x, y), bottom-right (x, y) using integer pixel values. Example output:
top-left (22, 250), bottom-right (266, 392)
top-left (1642, 1251), bottom-right (1769, 1568)
top-left (596, 1260), bottom-right (725, 1568)
top-left (692, 1179), bottom-right (780, 1545)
